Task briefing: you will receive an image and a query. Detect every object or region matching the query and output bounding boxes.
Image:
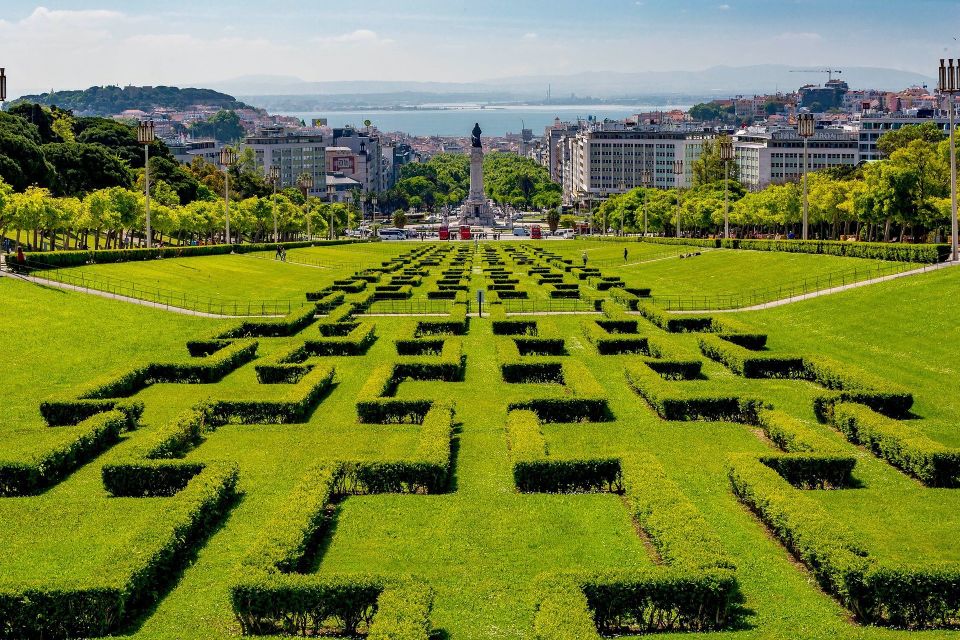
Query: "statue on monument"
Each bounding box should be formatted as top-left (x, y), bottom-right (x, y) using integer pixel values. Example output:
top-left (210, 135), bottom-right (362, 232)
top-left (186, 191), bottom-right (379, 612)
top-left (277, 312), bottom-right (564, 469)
top-left (471, 123), bottom-right (482, 148)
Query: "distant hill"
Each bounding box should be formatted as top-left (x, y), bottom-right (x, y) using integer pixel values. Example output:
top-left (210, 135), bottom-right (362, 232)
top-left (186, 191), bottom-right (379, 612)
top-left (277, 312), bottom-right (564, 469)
top-left (11, 85), bottom-right (256, 116)
top-left (212, 65), bottom-right (934, 106)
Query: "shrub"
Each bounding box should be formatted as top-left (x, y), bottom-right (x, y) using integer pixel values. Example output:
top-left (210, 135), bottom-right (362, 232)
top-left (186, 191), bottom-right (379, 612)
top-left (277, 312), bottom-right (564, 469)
top-left (756, 409), bottom-right (841, 453)
top-left (759, 453), bottom-right (857, 489)
top-left (367, 582), bottom-right (434, 640)
top-left (0, 463), bottom-right (238, 639)
top-left (832, 403), bottom-right (960, 487)
top-left (355, 364), bottom-right (433, 424)
top-left (532, 576), bottom-right (602, 640)
top-left (636, 303), bottom-right (713, 333)
top-left (506, 410), bottom-right (621, 493)
top-left (804, 356), bottom-right (913, 420)
top-left (625, 362), bottom-right (763, 422)
top-left (213, 364), bottom-right (335, 424)
top-left (0, 411), bottom-right (128, 496)
top-left (698, 334), bottom-right (805, 378)
top-left (728, 454), bottom-right (869, 605)
top-left (581, 321), bottom-right (647, 355)
top-left (622, 455), bottom-right (734, 572)
top-left (514, 337), bottom-right (566, 356)
top-left (217, 306), bottom-right (316, 338)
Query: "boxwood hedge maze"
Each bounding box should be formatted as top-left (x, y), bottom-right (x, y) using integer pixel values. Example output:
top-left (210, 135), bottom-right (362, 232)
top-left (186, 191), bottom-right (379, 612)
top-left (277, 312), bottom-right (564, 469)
top-left (2, 242), bottom-right (958, 640)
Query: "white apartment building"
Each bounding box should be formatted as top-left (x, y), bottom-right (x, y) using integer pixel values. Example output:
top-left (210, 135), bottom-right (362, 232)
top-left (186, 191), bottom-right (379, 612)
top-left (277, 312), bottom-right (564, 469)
top-left (733, 127), bottom-right (859, 190)
top-left (854, 110), bottom-right (956, 162)
top-left (243, 127), bottom-right (327, 197)
top-left (560, 126), bottom-right (712, 204)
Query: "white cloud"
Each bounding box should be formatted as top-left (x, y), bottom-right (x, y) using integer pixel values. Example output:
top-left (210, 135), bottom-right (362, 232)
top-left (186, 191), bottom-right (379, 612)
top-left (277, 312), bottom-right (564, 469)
top-left (314, 29), bottom-right (393, 45)
top-left (522, 32), bottom-right (539, 40)
top-left (718, 4), bottom-right (731, 10)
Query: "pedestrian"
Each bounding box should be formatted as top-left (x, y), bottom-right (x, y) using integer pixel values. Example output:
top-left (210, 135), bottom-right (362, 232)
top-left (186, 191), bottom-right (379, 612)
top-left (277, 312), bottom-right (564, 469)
top-left (582, 251), bottom-right (588, 267)
top-left (15, 246), bottom-right (26, 273)
top-left (623, 247), bottom-right (628, 263)
top-left (275, 244), bottom-right (282, 260)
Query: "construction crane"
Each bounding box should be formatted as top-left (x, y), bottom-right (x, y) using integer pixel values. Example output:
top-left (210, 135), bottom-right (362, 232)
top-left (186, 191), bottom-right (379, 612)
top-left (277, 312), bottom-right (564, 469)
top-left (790, 68), bottom-right (843, 82)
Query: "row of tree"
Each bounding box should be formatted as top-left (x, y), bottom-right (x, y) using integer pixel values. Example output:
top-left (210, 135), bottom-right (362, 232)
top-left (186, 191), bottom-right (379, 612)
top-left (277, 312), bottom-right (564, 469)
top-left (0, 180), bottom-right (357, 251)
top-left (593, 125), bottom-right (956, 242)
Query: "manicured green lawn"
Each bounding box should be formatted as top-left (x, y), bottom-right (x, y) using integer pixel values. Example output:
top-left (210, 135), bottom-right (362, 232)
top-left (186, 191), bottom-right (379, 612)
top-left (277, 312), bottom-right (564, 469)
top-left (1, 245), bottom-right (958, 639)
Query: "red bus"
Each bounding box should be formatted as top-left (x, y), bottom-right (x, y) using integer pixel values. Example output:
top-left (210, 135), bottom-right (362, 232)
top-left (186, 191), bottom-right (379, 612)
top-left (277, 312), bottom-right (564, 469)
top-left (438, 225), bottom-right (450, 240)
top-left (530, 225), bottom-right (542, 240)
top-left (459, 225), bottom-right (472, 240)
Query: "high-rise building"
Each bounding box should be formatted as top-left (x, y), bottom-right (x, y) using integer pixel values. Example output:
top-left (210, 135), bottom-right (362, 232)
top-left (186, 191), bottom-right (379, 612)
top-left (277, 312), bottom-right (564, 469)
top-left (242, 127), bottom-right (327, 197)
top-left (733, 126), bottom-right (859, 190)
top-left (559, 124), bottom-right (712, 204)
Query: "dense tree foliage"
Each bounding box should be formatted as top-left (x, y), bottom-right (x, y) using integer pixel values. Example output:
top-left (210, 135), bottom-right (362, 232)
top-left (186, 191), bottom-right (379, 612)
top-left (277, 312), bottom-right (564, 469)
top-left (11, 85), bottom-right (252, 116)
top-left (689, 102), bottom-right (736, 122)
top-left (188, 110), bottom-right (246, 143)
top-left (384, 152), bottom-right (560, 212)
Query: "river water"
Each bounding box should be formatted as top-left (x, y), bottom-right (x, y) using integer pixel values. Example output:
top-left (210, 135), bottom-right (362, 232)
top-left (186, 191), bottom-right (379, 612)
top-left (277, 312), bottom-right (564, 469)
top-left (277, 104), bottom-right (690, 137)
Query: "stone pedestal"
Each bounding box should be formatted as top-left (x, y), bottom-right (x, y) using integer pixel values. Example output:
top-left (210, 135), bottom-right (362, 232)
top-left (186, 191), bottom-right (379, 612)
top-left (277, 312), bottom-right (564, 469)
top-left (460, 146), bottom-right (495, 226)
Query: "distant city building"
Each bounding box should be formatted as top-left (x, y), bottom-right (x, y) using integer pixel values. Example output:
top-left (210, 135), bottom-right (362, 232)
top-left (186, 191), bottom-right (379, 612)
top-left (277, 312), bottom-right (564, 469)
top-left (733, 126), bottom-right (859, 190)
top-left (853, 110), bottom-right (956, 162)
top-left (799, 79), bottom-right (849, 111)
top-left (169, 139), bottom-right (223, 166)
top-left (242, 126), bottom-right (327, 196)
top-left (559, 124), bottom-right (712, 204)
top-left (332, 127), bottom-right (384, 193)
top-left (325, 172), bottom-right (362, 203)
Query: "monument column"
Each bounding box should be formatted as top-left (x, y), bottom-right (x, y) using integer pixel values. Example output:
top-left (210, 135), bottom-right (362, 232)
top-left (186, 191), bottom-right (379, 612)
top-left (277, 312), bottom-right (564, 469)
top-left (460, 122), bottom-right (494, 226)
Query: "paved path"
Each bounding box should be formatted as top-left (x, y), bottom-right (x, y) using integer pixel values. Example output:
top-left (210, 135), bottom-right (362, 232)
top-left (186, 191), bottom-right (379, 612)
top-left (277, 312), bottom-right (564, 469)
top-left (0, 268), bottom-right (281, 318)
top-left (670, 260), bottom-right (959, 314)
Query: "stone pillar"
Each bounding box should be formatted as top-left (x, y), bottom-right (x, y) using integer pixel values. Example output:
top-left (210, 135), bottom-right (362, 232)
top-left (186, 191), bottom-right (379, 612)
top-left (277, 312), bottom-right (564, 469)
top-left (469, 146), bottom-right (484, 201)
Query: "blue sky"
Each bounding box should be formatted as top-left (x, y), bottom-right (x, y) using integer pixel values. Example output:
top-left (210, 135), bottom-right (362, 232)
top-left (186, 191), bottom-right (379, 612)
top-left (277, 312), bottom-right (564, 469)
top-left (0, 1), bottom-right (957, 95)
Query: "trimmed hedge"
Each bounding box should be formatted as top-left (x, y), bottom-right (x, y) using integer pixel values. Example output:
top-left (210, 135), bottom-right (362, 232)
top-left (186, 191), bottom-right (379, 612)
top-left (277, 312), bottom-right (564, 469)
top-left (514, 337), bottom-right (566, 356)
top-left (581, 320), bottom-right (647, 355)
top-left (506, 410), bottom-right (621, 493)
top-left (534, 568), bottom-right (739, 636)
top-left (217, 306), bottom-right (316, 338)
top-left (0, 410), bottom-right (130, 496)
top-left (759, 453), bottom-right (857, 489)
top-left (213, 364), bottom-right (335, 424)
top-left (507, 361), bottom-right (611, 423)
top-left (728, 454), bottom-right (869, 606)
top-left (728, 454), bottom-right (960, 627)
top-left (0, 463), bottom-right (238, 639)
top-left (21, 240), bottom-right (355, 268)
top-left (804, 356), bottom-right (913, 420)
top-left (622, 455), bottom-right (735, 572)
top-left (355, 363), bottom-right (433, 424)
top-left (642, 236), bottom-right (948, 263)
top-left (625, 362), bottom-right (763, 423)
top-left (698, 334), bottom-right (804, 378)
top-left (832, 403), bottom-right (960, 487)
top-left (637, 303), bottom-right (714, 333)
top-left (414, 306), bottom-right (468, 337)
top-left (756, 409), bottom-right (841, 453)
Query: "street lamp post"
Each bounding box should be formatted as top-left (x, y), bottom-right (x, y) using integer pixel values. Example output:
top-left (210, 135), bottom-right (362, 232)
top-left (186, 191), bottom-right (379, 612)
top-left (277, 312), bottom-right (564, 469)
top-left (137, 120), bottom-right (156, 248)
top-left (797, 113), bottom-right (815, 241)
top-left (372, 196), bottom-right (378, 228)
top-left (641, 170), bottom-right (651, 237)
top-left (940, 59), bottom-right (959, 262)
top-left (673, 159), bottom-right (684, 238)
top-left (0, 68), bottom-right (7, 110)
top-left (220, 147), bottom-right (237, 245)
top-left (719, 138), bottom-right (734, 239)
top-left (297, 173), bottom-right (315, 239)
top-left (269, 165), bottom-right (280, 243)
top-left (618, 179), bottom-right (626, 236)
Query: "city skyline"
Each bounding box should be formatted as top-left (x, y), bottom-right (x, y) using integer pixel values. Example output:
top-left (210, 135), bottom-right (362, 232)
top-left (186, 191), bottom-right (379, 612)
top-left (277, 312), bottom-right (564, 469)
top-left (1, 0), bottom-right (958, 97)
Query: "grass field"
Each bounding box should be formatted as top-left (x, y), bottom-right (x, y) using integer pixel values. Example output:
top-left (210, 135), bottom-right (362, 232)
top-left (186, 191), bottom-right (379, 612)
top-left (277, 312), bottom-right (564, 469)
top-left (1, 241), bottom-right (958, 639)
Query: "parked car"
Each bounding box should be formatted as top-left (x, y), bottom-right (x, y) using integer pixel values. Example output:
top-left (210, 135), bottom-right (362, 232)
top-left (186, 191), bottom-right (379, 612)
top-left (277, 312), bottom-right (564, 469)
top-left (512, 226), bottom-right (529, 237)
